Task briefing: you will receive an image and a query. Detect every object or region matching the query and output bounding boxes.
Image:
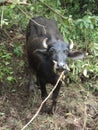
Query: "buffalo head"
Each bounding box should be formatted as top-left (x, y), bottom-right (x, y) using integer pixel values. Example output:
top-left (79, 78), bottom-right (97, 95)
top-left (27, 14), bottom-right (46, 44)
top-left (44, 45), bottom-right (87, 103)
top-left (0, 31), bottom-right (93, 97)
top-left (36, 38), bottom-right (85, 72)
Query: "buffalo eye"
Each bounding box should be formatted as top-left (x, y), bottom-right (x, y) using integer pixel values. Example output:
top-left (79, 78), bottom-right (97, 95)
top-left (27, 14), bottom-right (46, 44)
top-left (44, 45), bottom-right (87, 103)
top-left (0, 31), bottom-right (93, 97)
top-left (63, 49), bottom-right (69, 55)
top-left (49, 48), bottom-right (56, 54)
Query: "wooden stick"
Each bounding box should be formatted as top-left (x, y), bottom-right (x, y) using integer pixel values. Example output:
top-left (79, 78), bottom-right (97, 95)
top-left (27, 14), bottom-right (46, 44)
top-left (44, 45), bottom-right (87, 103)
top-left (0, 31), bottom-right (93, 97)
top-left (83, 103), bottom-right (87, 130)
top-left (0, 0), bottom-right (30, 6)
top-left (21, 71), bottom-right (65, 130)
top-left (39, 0), bottom-right (67, 20)
top-left (17, 6), bottom-right (46, 33)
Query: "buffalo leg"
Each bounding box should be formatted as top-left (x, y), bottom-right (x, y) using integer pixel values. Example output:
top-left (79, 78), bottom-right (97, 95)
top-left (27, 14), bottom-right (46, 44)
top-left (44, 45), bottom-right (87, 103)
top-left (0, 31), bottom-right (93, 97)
top-left (39, 80), bottom-right (48, 112)
top-left (29, 70), bottom-right (36, 91)
top-left (51, 80), bottom-right (62, 113)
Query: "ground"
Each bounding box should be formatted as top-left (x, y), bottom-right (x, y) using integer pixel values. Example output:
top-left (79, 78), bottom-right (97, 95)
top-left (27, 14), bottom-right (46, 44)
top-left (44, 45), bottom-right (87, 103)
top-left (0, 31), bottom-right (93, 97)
top-left (0, 28), bottom-right (98, 130)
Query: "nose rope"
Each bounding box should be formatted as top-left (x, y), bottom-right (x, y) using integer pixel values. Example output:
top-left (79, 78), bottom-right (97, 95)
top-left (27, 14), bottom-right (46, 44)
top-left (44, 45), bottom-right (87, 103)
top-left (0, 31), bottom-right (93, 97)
top-left (65, 64), bottom-right (70, 71)
top-left (53, 60), bottom-right (70, 72)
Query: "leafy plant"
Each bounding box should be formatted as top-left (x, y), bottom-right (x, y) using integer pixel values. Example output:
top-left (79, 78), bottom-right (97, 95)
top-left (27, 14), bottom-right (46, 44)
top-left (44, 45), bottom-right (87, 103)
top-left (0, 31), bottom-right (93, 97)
top-left (0, 44), bottom-right (14, 83)
top-left (13, 43), bottom-right (23, 57)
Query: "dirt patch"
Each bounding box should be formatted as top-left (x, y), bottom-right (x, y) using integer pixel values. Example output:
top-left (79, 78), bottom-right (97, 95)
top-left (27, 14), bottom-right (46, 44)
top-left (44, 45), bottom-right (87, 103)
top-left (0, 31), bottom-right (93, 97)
top-left (0, 83), bottom-right (98, 130)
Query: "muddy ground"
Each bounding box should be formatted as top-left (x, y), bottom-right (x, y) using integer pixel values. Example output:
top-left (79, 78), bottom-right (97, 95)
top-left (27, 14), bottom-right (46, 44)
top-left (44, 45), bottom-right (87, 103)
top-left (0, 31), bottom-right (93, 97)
top-left (0, 29), bottom-right (98, 130)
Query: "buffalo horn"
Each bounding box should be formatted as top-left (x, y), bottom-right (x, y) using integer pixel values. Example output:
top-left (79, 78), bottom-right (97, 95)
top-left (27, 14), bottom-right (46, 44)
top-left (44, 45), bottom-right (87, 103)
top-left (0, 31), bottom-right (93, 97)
top-left (42, 38), bottom-right (48, 48)
top-left (69, 39), bottom-right (74, 49)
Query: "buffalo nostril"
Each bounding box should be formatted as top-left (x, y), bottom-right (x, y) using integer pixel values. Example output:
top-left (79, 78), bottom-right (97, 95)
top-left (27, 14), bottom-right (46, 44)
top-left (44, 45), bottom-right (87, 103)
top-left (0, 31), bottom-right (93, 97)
top-left (57, 63), bottom-right (65, 70)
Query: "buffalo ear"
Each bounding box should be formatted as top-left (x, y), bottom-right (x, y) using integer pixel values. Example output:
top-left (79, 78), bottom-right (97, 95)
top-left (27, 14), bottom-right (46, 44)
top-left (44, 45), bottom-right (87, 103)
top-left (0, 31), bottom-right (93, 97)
top-left (68, 51), bottom-right (86, 60)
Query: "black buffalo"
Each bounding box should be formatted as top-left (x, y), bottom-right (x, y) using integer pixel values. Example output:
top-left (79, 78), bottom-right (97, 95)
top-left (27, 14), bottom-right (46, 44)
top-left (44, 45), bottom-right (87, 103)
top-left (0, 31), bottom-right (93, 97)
top-left (26, 17), bottom-right (85, 113)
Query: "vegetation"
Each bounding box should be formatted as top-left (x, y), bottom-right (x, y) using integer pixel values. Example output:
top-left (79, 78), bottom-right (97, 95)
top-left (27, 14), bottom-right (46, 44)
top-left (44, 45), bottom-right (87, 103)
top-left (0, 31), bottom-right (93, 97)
top-left (0, 0), bottom-right (98, 89)
top-left (0, 0), bottom-right (98, 130)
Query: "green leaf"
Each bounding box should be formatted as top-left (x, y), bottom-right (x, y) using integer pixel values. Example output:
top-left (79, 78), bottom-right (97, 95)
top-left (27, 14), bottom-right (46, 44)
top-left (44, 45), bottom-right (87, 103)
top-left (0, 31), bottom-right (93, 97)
top-left (0, 112), bottom-right (5, 116)
top-left (7, 76), bottom-right (14, 82)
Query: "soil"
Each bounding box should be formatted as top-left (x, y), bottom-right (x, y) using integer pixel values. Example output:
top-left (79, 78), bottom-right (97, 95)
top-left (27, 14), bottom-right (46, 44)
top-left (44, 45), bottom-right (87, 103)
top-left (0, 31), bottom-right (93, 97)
top-left (0, 28), bottom-right (98, 130)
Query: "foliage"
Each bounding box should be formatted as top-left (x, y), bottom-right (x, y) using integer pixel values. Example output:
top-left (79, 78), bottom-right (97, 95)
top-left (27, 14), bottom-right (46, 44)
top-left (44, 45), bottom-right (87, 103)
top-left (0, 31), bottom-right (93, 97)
top-left (0, 44), bottom-right (14, 83)
top-left (13, 43), bottom-right (23, 57)
top-left (0, 0), bottom-right (98, 91)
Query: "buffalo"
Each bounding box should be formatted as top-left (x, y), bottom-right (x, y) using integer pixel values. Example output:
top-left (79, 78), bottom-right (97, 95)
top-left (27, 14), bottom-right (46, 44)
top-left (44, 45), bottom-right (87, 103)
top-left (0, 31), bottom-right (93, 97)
top-left (26, 17), bottom-right (85, 113)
